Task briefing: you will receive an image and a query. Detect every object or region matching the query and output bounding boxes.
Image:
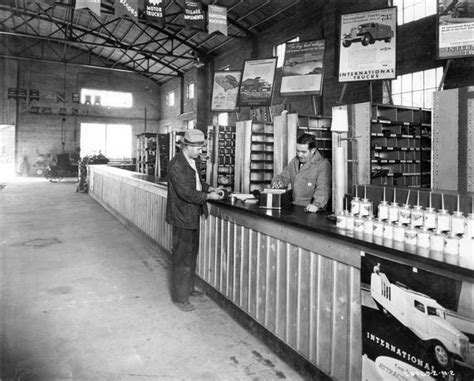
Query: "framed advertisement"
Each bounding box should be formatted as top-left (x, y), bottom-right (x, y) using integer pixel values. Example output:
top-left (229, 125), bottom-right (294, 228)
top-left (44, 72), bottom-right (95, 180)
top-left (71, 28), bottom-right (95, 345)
top-left (237, 58), bottom-right (277, 107)
top-left (339, 7), bottom-right (397, 83)
top-left (361, 252), bottom-right (474, 380)
top-left (210, 70), bottom-right (241, 112)
top-left (280, 39), bottom-right (325, 96)
top-left (437, 0), bottom-right (474, 59)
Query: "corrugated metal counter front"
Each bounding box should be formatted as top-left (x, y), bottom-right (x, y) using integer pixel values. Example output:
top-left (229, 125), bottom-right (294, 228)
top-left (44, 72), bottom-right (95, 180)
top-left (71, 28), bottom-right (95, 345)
top-left (87, 165), bottom-right (473, 381)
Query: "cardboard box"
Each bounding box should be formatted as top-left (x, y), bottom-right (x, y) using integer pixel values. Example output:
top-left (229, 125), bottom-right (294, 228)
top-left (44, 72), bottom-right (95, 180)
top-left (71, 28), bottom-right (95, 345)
top-left (259, 189), bottom-right (292, 209)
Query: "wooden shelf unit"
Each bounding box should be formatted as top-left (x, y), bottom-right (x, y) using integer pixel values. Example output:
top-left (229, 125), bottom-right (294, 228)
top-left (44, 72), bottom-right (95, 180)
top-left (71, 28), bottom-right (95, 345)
top-left (235, 120), bottom-right (274, 193)
top-left (348, 102), bottom-right (431, 189)
top-left (136, 132), bottom-right (158, 176)
top-left (207, 125), bottom-right (236, 190)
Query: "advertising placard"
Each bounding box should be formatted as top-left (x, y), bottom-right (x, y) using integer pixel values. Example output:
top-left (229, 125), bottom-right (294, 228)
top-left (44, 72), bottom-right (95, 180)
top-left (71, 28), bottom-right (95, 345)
top-left (237, 58), bottom-right (277, 107)
top-left (280, 39), bottom-right (325, 96)
top-left (211, 70), bottom-right (241, 112)
top-left (437, 0), bottom-right (474, 59)
top-left (361, 252), bottom-right (474, 380)
top-left (339, 7), bottom-right (396, 82)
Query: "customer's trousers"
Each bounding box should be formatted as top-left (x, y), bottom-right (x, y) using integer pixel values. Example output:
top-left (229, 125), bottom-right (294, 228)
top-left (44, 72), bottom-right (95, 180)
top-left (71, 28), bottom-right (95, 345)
top-left (171, 226), bottom-right (199, 303)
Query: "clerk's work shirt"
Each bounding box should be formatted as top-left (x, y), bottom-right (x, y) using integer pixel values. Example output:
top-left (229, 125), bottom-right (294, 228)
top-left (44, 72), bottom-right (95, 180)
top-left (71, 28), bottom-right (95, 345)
top-left (272, 150), bottom-right (331, 209)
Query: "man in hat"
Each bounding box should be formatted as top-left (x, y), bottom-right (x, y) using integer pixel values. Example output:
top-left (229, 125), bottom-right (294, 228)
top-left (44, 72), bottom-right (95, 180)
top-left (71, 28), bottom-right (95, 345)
top-left (166, 129), bottom-right (223, 311)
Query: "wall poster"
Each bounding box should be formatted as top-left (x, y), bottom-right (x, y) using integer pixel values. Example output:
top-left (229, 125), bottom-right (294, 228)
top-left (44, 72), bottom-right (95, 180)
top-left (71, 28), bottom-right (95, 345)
top-left (339, 7), bottom-right (396, 83)
top-left (437, 0), bottom-right (474, 59)
top-left (210, 70), bottom-right (241, 112)
top-left (361, 252), bottom-right (474, 381)
top-left (237, 58), bottom-right (277, 107)
top-left (280, 39), bottom-right (325, 96)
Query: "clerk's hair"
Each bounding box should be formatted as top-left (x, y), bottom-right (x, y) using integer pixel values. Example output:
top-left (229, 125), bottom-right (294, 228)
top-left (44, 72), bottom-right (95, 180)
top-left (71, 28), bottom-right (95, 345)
top-left (297, 133), bottom-right (316, 150)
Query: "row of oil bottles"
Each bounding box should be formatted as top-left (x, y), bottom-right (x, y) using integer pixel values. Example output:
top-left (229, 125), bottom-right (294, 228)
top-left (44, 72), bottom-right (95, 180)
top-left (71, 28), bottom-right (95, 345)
top-left (336, 187), bottom-right (474, 269)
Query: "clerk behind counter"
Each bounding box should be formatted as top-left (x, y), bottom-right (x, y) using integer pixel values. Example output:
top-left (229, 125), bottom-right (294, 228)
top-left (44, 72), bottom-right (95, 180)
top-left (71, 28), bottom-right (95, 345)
top-left (271, 133), bottom-right (331, 213)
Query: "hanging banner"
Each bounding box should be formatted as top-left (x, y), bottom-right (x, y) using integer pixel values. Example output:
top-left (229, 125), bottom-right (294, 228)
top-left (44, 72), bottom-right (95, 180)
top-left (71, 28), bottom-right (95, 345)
top-left (75, 0), bottom-right (101, 16)
top-left (145, 0), bottom-right (165, 26)
top-left (437, 1), bottom-right (474, 59)
top-left (208, 5), bottom-right (227, 36)
top-left (183, 0), bottom-right (205, 30)
top-left (115, 0), bottom-right (138, 20)
top-left (339, 7), bottom-right (397, 83)
top-left (280, 39), bottom-right (325, 96)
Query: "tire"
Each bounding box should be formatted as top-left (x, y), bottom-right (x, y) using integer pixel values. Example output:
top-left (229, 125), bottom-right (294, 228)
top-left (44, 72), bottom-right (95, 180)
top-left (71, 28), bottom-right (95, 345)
top-left (342, 40), bottom-right (351, 48)
top-left (362, 34), bottom-right (372, 46)
top-left (432, 342), bottom-right (452, 369)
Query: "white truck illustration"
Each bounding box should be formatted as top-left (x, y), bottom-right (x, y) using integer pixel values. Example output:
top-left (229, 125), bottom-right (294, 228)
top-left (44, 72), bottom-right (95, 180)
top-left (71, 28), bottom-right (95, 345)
top-left (370, 264), bottom-right (472, 368)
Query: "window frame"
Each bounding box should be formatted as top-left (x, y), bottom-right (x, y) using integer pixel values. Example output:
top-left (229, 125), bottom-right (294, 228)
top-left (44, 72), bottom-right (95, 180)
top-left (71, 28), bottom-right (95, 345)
top-left (166, 90), bottom-right (175, 107)
top-left (274, 36), bottom-right (300, 68)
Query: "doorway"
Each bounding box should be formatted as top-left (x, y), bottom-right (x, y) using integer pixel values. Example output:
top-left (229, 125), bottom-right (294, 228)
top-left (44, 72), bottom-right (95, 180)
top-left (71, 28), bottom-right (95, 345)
top-left (0, 125), bottom-right (15, 180)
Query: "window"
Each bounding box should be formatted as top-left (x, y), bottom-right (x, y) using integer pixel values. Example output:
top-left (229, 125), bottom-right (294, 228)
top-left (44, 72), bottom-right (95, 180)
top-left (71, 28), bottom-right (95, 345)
top-left (393, 0), bottom-right (437, 25)
top-left (389, 67), bottom-right (443, 109)
top-left (218, 113), bottom-right (228, 126)
top-left (274, 36), bottom-right (299, 68)
top-left (414, 300), bottom-right (425, 313)
top-left (166, 91), bottom-right (175, 107)
top-left (186, 83), bottom-right (195, 99)
top-left (80, 89), bottom-right (132, 108)
top-left (80, 123), bottom-right (132, 160)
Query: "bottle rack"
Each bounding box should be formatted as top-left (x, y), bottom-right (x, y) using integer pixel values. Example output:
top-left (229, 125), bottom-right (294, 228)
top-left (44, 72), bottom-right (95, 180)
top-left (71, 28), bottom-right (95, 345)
top-left (136, 132), bottom-right (158, 176)
top-left (207, 125), bottom-right (236, 190)
top-left (235, 120), bottom-right (274, 193)
top-left (349, 102), bottom-right (431, 189)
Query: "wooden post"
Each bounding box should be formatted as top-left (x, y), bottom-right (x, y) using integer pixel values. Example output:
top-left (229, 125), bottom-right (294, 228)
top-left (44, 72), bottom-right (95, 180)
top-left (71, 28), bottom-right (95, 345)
top-left (438, 59), bottom-right (452, 91)
top-left (338, 83), bottom-right (348, 105)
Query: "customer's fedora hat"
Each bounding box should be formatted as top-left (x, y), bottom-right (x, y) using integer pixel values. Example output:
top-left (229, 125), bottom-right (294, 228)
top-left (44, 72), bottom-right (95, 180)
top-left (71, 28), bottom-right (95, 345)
top-left (183, 129), bottom-right (205, 147)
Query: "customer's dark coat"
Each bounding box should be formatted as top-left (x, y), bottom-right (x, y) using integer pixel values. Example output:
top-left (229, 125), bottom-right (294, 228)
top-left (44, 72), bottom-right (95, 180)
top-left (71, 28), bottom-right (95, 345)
top-left (166, 151), bottom-right (209, 229)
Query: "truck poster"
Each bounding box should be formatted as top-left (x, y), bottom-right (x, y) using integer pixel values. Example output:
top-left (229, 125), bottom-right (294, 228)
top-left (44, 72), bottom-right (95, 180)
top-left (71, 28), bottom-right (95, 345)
top-left (280, 39), bottom-right (325, 96)
top-left (361, 252), bottom-right (474, 380)
top-left (237, 58), bottom-right (277, 107)
top-left (437, 0), bottom-right (474, 59)
top-left (211, 70), bottom-right (241, 112)
top-left (339, 7), bottom-right (396, 83)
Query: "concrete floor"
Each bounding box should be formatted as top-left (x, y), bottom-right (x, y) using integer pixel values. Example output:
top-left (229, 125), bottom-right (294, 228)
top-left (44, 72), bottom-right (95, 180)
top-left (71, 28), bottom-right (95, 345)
top-left (0, 178), bottom-right (304, 381)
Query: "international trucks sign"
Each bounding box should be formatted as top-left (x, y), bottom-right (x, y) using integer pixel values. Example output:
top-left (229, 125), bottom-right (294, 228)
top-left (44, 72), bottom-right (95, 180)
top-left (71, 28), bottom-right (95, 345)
top-left (339, 7), bottom-right (397, 83)
top-left (437, 0), bottom-right (474, 59)
top-left (361, 252), bottom-right (474, 380)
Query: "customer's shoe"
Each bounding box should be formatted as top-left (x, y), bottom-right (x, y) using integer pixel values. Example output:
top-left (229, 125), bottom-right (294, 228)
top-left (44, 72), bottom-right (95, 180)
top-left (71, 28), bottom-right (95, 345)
top-left (174, 301), bottom-right (195, 312)
top-left (189, 290), bottom-right (205, 297)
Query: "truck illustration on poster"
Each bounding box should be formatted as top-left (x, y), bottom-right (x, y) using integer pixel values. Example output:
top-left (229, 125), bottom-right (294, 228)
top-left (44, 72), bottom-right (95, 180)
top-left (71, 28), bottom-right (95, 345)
top-left (237, 58), bottom-right (277, 107)
top-left (361, 253), bottom-right (474, 380)
top-left (339, 7), bottom-right (397, 82)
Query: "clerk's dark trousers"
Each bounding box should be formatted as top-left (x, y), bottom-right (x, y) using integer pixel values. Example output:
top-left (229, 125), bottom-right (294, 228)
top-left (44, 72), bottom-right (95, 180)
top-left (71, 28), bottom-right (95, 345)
top-left (171, 226), bottom-right (200, 303)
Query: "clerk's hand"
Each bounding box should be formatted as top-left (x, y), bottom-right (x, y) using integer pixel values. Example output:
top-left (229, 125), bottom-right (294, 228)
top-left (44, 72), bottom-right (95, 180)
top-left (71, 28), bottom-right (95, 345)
top-left (305, 204), bottom-right (319, 213)
top-left (207, 191), bottom-right (224, 200)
